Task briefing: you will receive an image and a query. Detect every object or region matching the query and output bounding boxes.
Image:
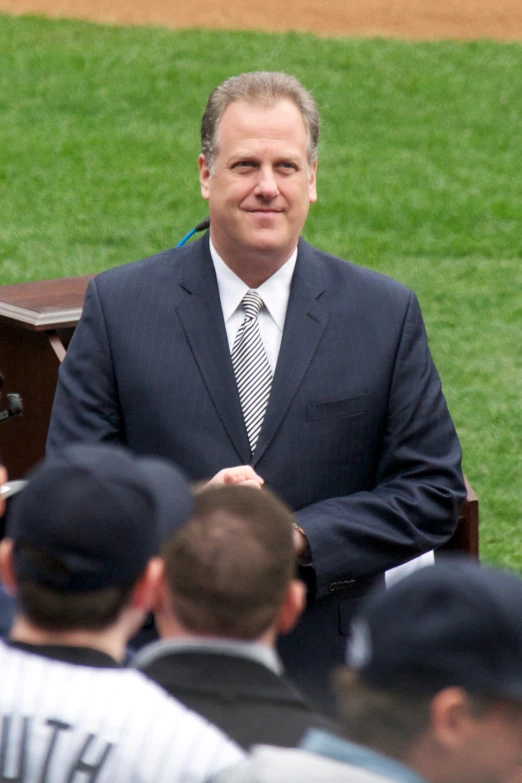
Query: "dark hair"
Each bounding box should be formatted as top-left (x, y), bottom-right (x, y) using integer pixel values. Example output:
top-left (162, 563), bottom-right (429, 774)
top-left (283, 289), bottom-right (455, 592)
top-left (161, 485), bottom-right (296, 639)
top-left (15, 547), bottom-right (136, 631)
top-left (201, 71), bottom-right (320, 172)
top-left (334, 669), bottom-right (514, 760)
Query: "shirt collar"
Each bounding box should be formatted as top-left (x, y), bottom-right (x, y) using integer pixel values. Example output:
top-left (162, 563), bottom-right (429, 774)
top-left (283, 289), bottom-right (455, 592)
top-left (299, 730), bottom-right (427, 783)
top-left (131, 636), bottom-right (284, 676)
top-left (7, 640), bottom-right (120, 668)
top-left (209, 239), bottom-right (297, 332)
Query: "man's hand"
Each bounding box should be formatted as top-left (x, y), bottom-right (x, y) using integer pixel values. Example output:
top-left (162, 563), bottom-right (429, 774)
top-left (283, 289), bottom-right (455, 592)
top-left (201, 466), bottom-right (264, 491)
top-left (293, 522), bottom-right (313, 565)
top-left (0, 465), bottom-right (7, 517)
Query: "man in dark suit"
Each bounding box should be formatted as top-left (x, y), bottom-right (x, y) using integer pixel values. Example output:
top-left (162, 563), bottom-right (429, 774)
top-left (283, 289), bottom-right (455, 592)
top-left (47, 71), bottom-right (465, 710)
top-left (133, 484), bottom-right (335, 748)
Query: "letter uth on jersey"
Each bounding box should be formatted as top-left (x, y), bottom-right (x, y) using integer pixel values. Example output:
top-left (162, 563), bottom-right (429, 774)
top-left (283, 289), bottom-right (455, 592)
top-left (0, 643), bottom-right (243, 782)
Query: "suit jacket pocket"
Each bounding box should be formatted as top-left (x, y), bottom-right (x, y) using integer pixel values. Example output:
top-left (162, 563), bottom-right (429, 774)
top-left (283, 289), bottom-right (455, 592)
top-left (307, 394), bottom-right (370, 422)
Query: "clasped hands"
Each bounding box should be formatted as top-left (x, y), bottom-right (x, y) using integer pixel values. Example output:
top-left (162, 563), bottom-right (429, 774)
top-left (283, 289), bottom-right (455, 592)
top-left (205, 465), bottom-right (309, 558)
top-left (0, 462), bottom-right (310, 558)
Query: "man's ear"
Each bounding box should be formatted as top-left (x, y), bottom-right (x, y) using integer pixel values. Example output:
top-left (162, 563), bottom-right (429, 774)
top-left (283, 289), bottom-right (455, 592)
top-left (276, 579), bottom-right (306, 636)
top-left (430, 687), bottom-right (472, 750)
top-left (150, 559), bottom-right (171, 616)
top-left (0, 538), bottom-right (17, 596)
top-left (308, 160), bottom-right (318, 204)
top-left (198, 154), bottom-right (211, 201)
top-left (130, 557), bottom-right (165, 613)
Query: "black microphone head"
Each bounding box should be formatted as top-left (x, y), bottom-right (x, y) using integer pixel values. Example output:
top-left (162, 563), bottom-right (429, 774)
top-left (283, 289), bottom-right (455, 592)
top-left (194, 217), bottom-right (210, 233)
top-left (7, 394), bottom-right (23, 417)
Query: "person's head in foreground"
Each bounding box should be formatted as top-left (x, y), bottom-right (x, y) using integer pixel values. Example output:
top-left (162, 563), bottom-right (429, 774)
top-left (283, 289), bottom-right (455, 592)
top-left (215, 559), bottom-right (522, 783)
top-left (0, 443), bottom-right (193, 659)
top-left (336, 559), bottom-right (522, 783)
top-left (0, 445), bottom-right (245, 781)
top-left (154, 484), bottom-right (305, 644)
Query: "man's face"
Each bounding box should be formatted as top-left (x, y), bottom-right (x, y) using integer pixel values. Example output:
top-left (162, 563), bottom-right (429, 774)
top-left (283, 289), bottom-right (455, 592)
top-left (199, 98), bottom-right (317, 269)
top-left (461, 700), bottom-right (522, 783)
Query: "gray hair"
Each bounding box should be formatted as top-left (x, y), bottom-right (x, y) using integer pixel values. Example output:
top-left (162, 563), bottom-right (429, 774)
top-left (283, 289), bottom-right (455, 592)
top-left (200, 71), bottom-right (320, 172)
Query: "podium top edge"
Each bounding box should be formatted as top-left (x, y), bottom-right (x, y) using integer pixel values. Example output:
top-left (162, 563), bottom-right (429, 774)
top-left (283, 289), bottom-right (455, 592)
top-left (0, 275), bottom-right (94, 329)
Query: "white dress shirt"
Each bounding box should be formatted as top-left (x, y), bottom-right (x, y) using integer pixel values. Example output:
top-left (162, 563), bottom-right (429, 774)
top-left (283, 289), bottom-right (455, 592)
top-left (209, 239), bottom-right (297, 375)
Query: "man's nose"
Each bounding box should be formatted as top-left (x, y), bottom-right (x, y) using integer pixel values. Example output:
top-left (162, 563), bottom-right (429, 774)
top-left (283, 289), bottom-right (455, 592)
top-left (254, 167), bottom-right (279, 199)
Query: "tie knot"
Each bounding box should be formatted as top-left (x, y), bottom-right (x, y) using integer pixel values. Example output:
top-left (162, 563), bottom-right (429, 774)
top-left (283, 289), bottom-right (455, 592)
top-left (242, 290), bottom-right (264, 319)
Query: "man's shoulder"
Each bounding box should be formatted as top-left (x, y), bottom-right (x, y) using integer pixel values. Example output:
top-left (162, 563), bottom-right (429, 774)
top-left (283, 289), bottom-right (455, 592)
top-left (0, 639), bottom-right (208, 721)
top-left (213, 745), bottom-right (395, 783)
top-left (0, 640), bottom-right (166, 699)
top-left (92, 235), bottom-right (207, 291)
top-left (0, 642), bottom-right (243, 780)
top-left (298, 240), bottom-right (412, 302)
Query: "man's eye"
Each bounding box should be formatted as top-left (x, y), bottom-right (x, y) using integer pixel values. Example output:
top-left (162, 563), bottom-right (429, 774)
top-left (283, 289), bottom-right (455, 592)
top-left (279, 162), bottom-right (297, 171)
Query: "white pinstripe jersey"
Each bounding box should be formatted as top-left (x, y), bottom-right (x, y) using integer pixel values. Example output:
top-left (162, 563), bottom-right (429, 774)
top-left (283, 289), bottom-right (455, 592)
top-left (0, 641), bottom-right (244, 782)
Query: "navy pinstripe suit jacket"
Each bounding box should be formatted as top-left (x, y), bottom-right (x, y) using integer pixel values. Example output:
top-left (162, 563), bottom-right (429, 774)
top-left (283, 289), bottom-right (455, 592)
top-left (47, 234), bottom-right (465, 706)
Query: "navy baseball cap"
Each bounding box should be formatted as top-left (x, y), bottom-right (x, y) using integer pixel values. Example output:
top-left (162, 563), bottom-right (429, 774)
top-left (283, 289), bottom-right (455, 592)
top-left (7, 444), bottom-right (194, 592)
top-left (346, 558), bottom-right (522, 701)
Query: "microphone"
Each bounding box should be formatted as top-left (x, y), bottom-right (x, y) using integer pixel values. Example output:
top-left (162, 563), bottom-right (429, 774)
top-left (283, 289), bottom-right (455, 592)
top-left (194, 218), bottom-right (210, 232)
top-left (0, 394), bottom-right (23, 424)
top-left (176, 217), bottom-right (210, 247)
top-left (0, 372), bottom-right (23, 425)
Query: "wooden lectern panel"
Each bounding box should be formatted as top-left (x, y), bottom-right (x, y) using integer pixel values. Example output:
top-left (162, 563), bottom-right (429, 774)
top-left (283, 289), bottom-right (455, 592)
top-left (0, 275), bottom-right (93, 331)
top-left (0, 276), bottom-right (92, 478)
top-left (440, 476), bottom-right (479, 557)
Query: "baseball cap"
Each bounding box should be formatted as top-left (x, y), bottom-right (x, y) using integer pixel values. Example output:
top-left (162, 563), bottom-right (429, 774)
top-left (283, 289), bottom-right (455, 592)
top-left (346, 558), bottom-right (522, 701)
top-left (6, 444), bottom-right (194, 592)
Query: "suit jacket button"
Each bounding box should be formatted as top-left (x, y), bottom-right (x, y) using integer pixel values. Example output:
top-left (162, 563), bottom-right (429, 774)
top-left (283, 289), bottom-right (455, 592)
top-left (329, 579), bottom-right (356, 592)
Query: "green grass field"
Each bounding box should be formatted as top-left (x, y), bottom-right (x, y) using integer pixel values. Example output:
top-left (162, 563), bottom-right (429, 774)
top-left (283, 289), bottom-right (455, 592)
top-left (1, 14), bottom-right (521, 569)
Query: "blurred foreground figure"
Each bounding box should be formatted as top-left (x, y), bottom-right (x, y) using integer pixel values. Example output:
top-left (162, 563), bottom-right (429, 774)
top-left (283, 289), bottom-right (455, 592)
top-left (0, 445), bottom-right (243, 782)
top-left (217, 559), bottom-right (522, 783)
top-left (0, 463), bottom-right (7, 517)
top-left (134, 485), bottom-right (335, 748)
top-left (0, 463), bottom-right (16, 636)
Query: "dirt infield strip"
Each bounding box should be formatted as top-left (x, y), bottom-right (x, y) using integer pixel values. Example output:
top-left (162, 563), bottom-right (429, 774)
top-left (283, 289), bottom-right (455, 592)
top-left (1, 0), bottom-right (522, 40)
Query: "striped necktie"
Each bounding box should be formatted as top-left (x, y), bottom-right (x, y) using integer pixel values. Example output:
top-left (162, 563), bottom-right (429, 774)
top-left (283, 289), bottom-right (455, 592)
top-left (231, 290), bottom-right (273, 453)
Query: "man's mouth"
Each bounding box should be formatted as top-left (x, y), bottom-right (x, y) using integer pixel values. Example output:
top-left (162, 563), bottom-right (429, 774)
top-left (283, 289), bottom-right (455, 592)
top-left (245, 208), bottom-right (283, 214)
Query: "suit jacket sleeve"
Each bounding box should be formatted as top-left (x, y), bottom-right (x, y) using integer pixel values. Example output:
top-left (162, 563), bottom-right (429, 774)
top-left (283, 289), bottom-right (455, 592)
top-left (294, 290), bottom-right (466, 600)
top-left (46, 278), bottom-right (124, 452)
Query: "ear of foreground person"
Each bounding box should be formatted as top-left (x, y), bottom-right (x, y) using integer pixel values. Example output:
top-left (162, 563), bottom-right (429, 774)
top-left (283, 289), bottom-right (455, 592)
top-left (212, 558), bottom-right (522, 783)
top-left (0, 444), bottom-right (243, 782)
top-left (132, 485), bottom-right (338, 749)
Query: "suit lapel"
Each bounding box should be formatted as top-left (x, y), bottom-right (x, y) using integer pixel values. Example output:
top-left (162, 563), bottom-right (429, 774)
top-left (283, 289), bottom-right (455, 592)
top-left (175, 238), bottom-right (251, 464)
top-left (252, 240), bottom-right (330, 466)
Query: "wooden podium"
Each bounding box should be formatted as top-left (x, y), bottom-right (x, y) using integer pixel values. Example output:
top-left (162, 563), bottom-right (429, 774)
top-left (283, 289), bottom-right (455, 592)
top-left (0, 276), bottom-right (93, 479)
top-left (0, 274), bottom-right (479, 557)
